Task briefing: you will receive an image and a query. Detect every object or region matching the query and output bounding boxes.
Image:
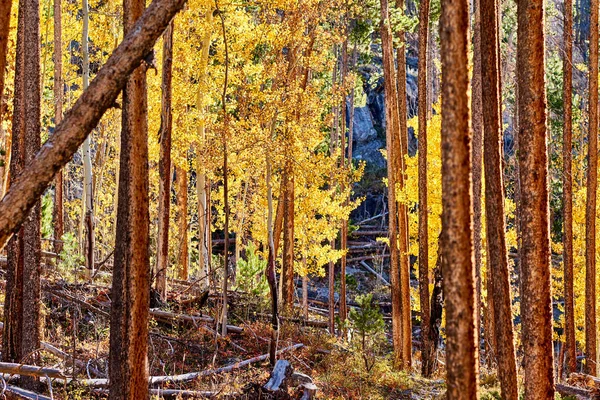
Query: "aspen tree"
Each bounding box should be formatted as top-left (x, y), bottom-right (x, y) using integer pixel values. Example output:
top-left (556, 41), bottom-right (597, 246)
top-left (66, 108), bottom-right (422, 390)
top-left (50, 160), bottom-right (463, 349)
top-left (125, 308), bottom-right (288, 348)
top-left (155, 21), bottom-right (174, 300)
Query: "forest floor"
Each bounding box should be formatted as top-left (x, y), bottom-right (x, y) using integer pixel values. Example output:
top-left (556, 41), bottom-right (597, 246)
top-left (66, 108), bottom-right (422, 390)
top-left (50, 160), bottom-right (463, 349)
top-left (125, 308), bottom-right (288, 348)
top-left (0, 267), bottom-right (511, 400)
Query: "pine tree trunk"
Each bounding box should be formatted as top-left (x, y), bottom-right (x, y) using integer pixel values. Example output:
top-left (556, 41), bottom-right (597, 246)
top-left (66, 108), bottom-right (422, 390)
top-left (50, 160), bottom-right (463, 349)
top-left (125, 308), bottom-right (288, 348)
top-left (417, 0), bottom-right (433, 377)
top-left (440, 0), bottom-right (479, 394)
top-left (563, 0), bottom-right (577, 376)
top-left (480, 0), bottom-right (518, 394)
top-left (380, 0), bottom-right (404, 370)
top-left (3, 0), bottom-right (26, 365)
top-left (52, 0), bottom-right (63, 254)
top-left (176, 165), bottom-right (188, 281)
top-left (395, 0), bottom-right (412, 369)
top-left (516, 0), bottom-right (555, 393)
top-left (108, 0), bottom-right (150, 396)
top-left (471, 0), bottom-right (484, 363)
top-left (586, 0), bottom-right (598, 376)
top-left (155, 21), bottom-right (173, 300)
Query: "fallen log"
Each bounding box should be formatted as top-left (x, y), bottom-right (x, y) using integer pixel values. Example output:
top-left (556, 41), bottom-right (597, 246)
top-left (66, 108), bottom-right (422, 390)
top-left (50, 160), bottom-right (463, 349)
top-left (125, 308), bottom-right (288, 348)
top-left (359, 260), bottom-right (390, 285)
top-left (4, 384), bottom-right (52, 400)
top-left (0, 362), bottom-right (66, 380)
top-left (77, 343), bottom-right (304, 387)
top-left (556, 383), bottom-right (600, 399)
top-left (571, 373), bottom-right (600, 387)
top-left (350, 230), bottom-right (388, 237)
top-left (149, 309), bottom-right (243, 334)
top-left (40, 342), bottom-right (104, 378)
top-left (254, 313), bottom-right (329, 328)
top-left (47, 289), bottom-right (110, 318)
top-left (346, 254), bottom-right (389, 263)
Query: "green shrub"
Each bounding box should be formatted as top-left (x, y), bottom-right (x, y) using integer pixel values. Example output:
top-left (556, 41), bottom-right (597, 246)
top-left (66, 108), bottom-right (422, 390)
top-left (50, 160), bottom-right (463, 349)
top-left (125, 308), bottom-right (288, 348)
top-left (235, 242), bottom-right (268, 297)
top-left (348, 293), bottom-right (385, 371)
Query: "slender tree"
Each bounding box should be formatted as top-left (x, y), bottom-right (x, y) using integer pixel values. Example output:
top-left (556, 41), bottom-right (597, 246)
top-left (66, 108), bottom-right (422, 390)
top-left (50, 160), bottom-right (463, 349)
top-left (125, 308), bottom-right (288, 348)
top-left (155, 21), bottom-right (174, 300)
top-left (82, 0), bottom-right (95, 272)
top-left (440, 0), bottom-right (479, 395)
top-left (4, 0), bottom-right (26, 364)
top-left (395, 0), bottom-right (412, 368)
top-left (480, 0), bottom-right (518, 394)
top-left (282, 163), bottom-right (295, 308)
top-left (417, 0), bottom-right (434, 377)
top-left (380, 0), bottom-right (404, 370)
top-left (108, 0), bottom-right (151, 396)
top-left (3, 0), bottom-right (42, 391)
top-left (516, 0), bottom-right (555, 393)
top-left (176, 165), bottom-right (189, 281)
top-left (563, 0), bottom-right (577, 376)
top-left (471, 0), bottom-right (484, 364)
top-left (586, 0), bottom-right (598, 376)
top-left (52, 0), bottom-right (63, 254)
top-left (196, 10), bottom-right (213, 289)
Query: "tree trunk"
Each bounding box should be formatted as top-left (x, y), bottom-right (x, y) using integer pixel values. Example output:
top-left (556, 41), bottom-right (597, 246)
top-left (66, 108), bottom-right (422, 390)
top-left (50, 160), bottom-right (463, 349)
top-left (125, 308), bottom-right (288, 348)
top-left (266, 150), bottom-right (278, 366)
top-left (380, 0), bottom-right (404, 370)
top-left (563, 0), bottom-right (576, 377)
top-left (196, 10), bottom-right (213, 289)
top-left (282, 162), bottom-right (295, 309)
top-left (155, 20), bottom-right (173, 300)
top-left (417, 0), bottom-right (433, 377)
top-left (4, 0), bottom-right (42, 390)
top-left (3, 0), bottom-right (26, 365)
top-left (0, 0), bottom-right (187, 251)
top-left (517, 0), bottom-right (555, 393)
top-left (82, 0), bottom-right (94, 273)
top-left (395, 0), bottom-right (412, 369)
top-left (52, 0), bottom-right (63, 254)
top-left (0, 0), bottom-right (11, 198)
top-left (471, 0), bottom-right (484, 363)
top-left (176, 165), bottom-right (188, 281)
top-left (480, 0), bottom-right (518, 395)
top-left (586, 0), bottom-right (598, 376)
top-left (440, 0), bottom-right (479, 394)
top-left (108, 0), bottom-right (150, 396)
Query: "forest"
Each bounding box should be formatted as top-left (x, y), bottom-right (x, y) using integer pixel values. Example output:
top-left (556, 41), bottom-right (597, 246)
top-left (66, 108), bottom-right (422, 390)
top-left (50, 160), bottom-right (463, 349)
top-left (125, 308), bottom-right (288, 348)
top-left (0, 0), bottom-right (597, 397)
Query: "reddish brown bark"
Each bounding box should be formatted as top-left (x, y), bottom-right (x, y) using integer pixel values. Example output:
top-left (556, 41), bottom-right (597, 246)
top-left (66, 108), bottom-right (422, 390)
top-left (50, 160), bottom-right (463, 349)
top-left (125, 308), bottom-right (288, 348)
top-left (176, 165), bottom-right (189, 281)
top-left (0, 0), bottom-right (187, 251)
top-left (517, 0), bottom-right (555, 394)
top-left (155, 21), bottom-right (174, 300)
top-left (440, 0), bottom-right (479, 394)
top-left (108, 0), bottom-right (151, 396)
top-left (52, 0), bottom-right (63, 254)
top-left (417, 0), bottom-right (433, 377)
top-left (586, 0), bottom-right (598, 376)
top-left (3, 0), bottom-right (41, 391)
top-left (471, 0), bottom-right (484, 363)
top-left (380, 0), bottom-right (404, 370)
top-left (395, 0), bottom-right (412, 369)
top-left (563, 0), bottom-right (576, 376)
top-left (3, 0), bottom-right (26, 366)
top-left (480, 0), bottom-right (518, 395)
